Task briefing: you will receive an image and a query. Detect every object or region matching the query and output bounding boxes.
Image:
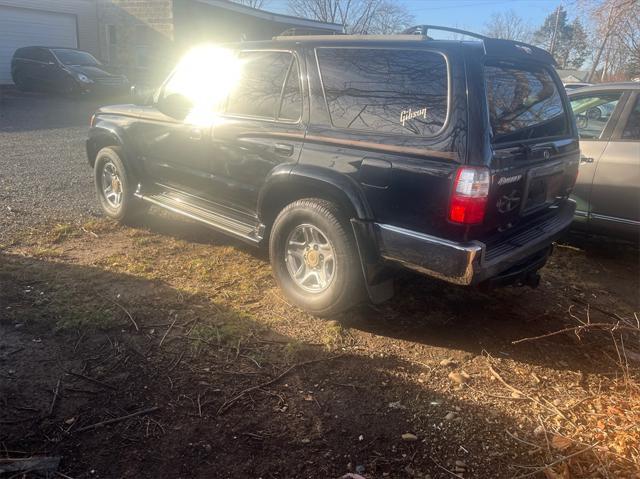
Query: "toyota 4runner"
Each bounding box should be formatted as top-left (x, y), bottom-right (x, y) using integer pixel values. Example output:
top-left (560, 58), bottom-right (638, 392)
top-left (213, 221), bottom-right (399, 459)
top-left (87, 26), bottom-right (579, 316)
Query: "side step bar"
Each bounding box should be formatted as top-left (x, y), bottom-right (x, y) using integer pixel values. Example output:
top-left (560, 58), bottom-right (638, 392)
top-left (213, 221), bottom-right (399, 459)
top-left (135, 187), bottom-right (265, 244)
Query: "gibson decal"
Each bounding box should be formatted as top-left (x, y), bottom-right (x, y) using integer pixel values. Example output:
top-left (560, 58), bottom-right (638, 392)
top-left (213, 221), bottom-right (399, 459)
top-left (400, 107), bottom-right (427, 126)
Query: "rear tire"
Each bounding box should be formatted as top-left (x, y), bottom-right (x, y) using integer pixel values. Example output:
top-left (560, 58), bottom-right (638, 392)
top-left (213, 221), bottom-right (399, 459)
top-left (269, 198), bottom-right (364, 316)
top-left (94, 146), bottom-right (148, 224)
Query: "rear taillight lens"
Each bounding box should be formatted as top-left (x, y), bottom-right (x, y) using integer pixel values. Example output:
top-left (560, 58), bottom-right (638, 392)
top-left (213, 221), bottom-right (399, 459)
top-left (448, 167), bottom-right (490, 225)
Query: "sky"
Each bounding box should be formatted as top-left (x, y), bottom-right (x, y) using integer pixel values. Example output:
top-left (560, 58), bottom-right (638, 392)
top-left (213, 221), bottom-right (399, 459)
top-left (267, 0), bottom-right (572, 35)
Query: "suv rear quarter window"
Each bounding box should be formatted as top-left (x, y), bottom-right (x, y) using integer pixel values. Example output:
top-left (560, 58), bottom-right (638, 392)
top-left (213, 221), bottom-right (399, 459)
top-left (485, 62), bottom-right (568, 143)
top-left (317, 48), bottom-right (449, 136)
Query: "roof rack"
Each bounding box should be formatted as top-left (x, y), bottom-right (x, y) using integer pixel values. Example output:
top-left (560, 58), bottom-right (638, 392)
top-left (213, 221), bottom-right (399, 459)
top-left (402, 25), bottom-right (488, 40)
top-left (272, 34), bottom-right (429, 41)
top-left (277, 27), bottom-right (344, 37)
top-left (402, 24), bottom-right (557, 66)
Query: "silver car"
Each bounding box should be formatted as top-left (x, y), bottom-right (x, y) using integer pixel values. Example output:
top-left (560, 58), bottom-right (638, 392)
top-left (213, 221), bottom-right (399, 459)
top-left (568, 82), bottom-right (640, 240)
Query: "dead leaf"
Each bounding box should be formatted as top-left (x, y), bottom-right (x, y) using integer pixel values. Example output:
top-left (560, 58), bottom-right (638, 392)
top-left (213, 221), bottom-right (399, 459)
top-left (551, 434), bottom-right (573, 451)
top-left (544, 463), bottom-right (572, 479)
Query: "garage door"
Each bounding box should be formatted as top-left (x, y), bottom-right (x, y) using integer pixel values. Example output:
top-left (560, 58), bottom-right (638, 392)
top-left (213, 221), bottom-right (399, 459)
top-left (0, 6), bottom-right (77, 84)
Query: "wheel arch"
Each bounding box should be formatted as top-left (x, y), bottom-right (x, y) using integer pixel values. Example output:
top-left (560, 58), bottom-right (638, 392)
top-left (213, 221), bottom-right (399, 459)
top-left (257, 164), bottom-right (374, 229)
top-left (86, 124), bottom-right (131, 168)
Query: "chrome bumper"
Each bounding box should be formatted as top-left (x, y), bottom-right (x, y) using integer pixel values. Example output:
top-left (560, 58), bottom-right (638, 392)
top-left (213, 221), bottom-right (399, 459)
top-left (375, 201), bottom-right (576, 286)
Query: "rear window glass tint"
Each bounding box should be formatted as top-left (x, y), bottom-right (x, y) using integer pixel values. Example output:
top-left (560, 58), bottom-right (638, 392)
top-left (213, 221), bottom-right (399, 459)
top-left (484, 62), bottom-right (568, 143)
top-left (317, 48), bottom-right (448, 136)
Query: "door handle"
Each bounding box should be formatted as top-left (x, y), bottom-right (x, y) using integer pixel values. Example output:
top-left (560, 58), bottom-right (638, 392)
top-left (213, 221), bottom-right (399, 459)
top-left (274, 143), bottom-right (294, 157)
top-left (580, 156), bottom-right (594, 164)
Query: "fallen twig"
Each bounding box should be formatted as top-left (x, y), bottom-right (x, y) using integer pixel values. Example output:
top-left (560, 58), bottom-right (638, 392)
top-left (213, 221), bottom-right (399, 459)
top-left (159, 315), bottom-right (178, 347)
top-left (488, 365), bottom-right (570, 422)
top-left (168, 351), bottom-right (185, 372)
top-left (513, 442), bottom-right (599, 478)
top-left (512, 322), bottom-right (638, 345)
top-left (98, 293), bottom-right (138, 331)
top-left (217, 354), bottom-right (344, 415)
top-left (48, 378), bottom-right (61, 416)
top-left (66, 371), bottom-right (116, 390)
top-left (75, 406), bottom-right (160, 433)
top-left (429, 456), bottom-right (463, 478)
top-left (81, 227), bottom-right (98, 238)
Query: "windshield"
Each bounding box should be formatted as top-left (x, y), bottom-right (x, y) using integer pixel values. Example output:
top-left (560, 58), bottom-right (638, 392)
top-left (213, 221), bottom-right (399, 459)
top-left (485, 62), bottom-right (569, 143)
top-left (52, 49), bottom-right (100, 66)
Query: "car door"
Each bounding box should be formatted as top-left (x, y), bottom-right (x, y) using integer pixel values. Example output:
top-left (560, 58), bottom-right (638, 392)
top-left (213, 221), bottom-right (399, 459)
top-left (207, 50), bottom-right (306, 213)
top-left (133, 53), bottom-right (223, 197)
top-left (589, 92), bottom-right (640, 238)
top-left (20, 48), bottom-right (42, 85)
top-left (31, 48), bottom-right (58, 90)
top-left (568, 91), bottom-right (626, 229)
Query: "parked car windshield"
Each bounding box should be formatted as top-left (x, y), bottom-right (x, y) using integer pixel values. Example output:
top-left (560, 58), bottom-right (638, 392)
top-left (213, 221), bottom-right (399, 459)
top-left (485, 61), bottom-right (569, 143)
top-left (52, 49), bottom-right (100, 66)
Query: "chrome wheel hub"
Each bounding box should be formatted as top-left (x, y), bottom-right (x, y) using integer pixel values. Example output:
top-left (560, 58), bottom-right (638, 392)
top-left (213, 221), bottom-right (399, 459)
top-left (101, 161), bottom-right (123, 208)
top-left (285, 224), bottom-right (336, 293)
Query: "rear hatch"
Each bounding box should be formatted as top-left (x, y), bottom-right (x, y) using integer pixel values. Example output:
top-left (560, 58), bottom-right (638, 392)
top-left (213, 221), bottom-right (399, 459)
top-left (479, 60), bottom-right (579, 238)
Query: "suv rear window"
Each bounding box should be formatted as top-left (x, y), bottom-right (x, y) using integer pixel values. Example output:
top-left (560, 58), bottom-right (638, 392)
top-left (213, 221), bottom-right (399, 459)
top-left (317, 48), bottom-right (448, 136)
top-left (484, 62), bottom-right (568, 143)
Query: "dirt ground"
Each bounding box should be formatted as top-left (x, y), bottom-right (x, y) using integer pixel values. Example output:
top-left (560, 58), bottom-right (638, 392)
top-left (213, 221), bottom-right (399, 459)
top-left (1, 210), bottom-right (639, 479)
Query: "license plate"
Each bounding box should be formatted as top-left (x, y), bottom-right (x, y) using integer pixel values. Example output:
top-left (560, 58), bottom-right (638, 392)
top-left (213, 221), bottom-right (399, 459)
top-left (523, 163), bottom-right (565, 213)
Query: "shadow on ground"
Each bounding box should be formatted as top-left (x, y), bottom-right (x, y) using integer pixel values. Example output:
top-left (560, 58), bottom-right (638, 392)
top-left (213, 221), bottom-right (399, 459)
top-left (1, 252), bottom-right (540, 478)
top-left (127, 210), bottom-right (639, 377)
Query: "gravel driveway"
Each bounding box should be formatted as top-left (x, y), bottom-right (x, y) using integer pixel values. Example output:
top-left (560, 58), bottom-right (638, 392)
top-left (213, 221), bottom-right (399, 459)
top-left (0, 89), bottom-right (106, 242)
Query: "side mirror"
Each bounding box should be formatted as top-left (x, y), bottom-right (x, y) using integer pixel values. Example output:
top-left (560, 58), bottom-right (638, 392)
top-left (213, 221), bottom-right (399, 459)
top-left (130, 84), bottom-right (155, 106)
top-left (156, 93), bottom-right (192, 121)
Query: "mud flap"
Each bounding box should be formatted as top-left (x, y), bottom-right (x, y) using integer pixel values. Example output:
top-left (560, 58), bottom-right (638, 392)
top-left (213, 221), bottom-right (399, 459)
top-left (351, 219), bottom-right (394, 304)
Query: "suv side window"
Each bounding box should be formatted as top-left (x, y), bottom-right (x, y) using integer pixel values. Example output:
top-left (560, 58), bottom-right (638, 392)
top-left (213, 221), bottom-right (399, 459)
top-left (226, 51), bottom-right (297, 120)
top-left (569, 93), bottom-right (622, 140)
top-left (622, 97), bottom-right (640, 140)
top-left (32, 48), bottom-right (54, 63)
top-left (316, 48), bottom-right (448, 136)
top-left (14, 47), bottom-right (30, 60)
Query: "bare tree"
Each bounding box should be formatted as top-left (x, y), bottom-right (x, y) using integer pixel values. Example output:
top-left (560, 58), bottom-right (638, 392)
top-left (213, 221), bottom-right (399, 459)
top-left (483, 9), bottom-right (531, 42)
top-left (578, 0), bottom-right (639, 82)
top-left (287, 0), bottom-right (414, 34)
top-left (367, 1), bottom-right (414, 35)
top-left (232, 0), bottom-right (269, 9)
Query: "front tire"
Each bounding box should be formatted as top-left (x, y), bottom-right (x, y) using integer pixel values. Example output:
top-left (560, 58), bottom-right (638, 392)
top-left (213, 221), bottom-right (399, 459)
top-left (94, 146), bottom-right (148, 224)
top-left (269, 198), bottom-right (364, 316)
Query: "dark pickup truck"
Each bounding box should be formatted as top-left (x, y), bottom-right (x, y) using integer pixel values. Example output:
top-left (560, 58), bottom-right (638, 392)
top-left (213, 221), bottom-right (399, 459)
top-left (87, 26), bottom-right (579, 315)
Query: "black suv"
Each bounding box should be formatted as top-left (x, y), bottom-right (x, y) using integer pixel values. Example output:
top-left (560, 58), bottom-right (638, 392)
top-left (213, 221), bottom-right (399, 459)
top-left (86, 26), bottom-right (579, 315)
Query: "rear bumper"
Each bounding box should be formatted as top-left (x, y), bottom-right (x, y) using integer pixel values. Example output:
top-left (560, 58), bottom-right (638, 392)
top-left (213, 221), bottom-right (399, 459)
top-left (375, 200), bottom-right (575, 286)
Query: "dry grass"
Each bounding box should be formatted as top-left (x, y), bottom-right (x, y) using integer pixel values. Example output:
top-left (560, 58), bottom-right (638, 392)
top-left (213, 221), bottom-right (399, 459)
top-left (509, 307), bottom-right (640, 478)
top-left (2, 217), bottom-right (638, 477)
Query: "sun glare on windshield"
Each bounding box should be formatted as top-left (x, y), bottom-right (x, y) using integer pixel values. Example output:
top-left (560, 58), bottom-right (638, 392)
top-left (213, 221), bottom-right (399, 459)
top-left (167, 44), bottom-right (242, 125)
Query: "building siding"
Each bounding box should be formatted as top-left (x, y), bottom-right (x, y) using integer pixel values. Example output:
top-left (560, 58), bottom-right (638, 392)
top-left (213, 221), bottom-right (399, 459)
top-left (0, 0), bottom-right (99, 56)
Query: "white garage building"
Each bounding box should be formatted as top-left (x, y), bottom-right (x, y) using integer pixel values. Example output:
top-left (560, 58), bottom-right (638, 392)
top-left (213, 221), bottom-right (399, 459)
top-left (0, 0), bottom-right (98, 84)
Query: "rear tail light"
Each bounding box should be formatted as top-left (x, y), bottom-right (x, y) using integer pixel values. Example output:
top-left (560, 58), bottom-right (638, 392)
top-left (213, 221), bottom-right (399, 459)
top-left (448, 167), bottom-right (490, 225)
